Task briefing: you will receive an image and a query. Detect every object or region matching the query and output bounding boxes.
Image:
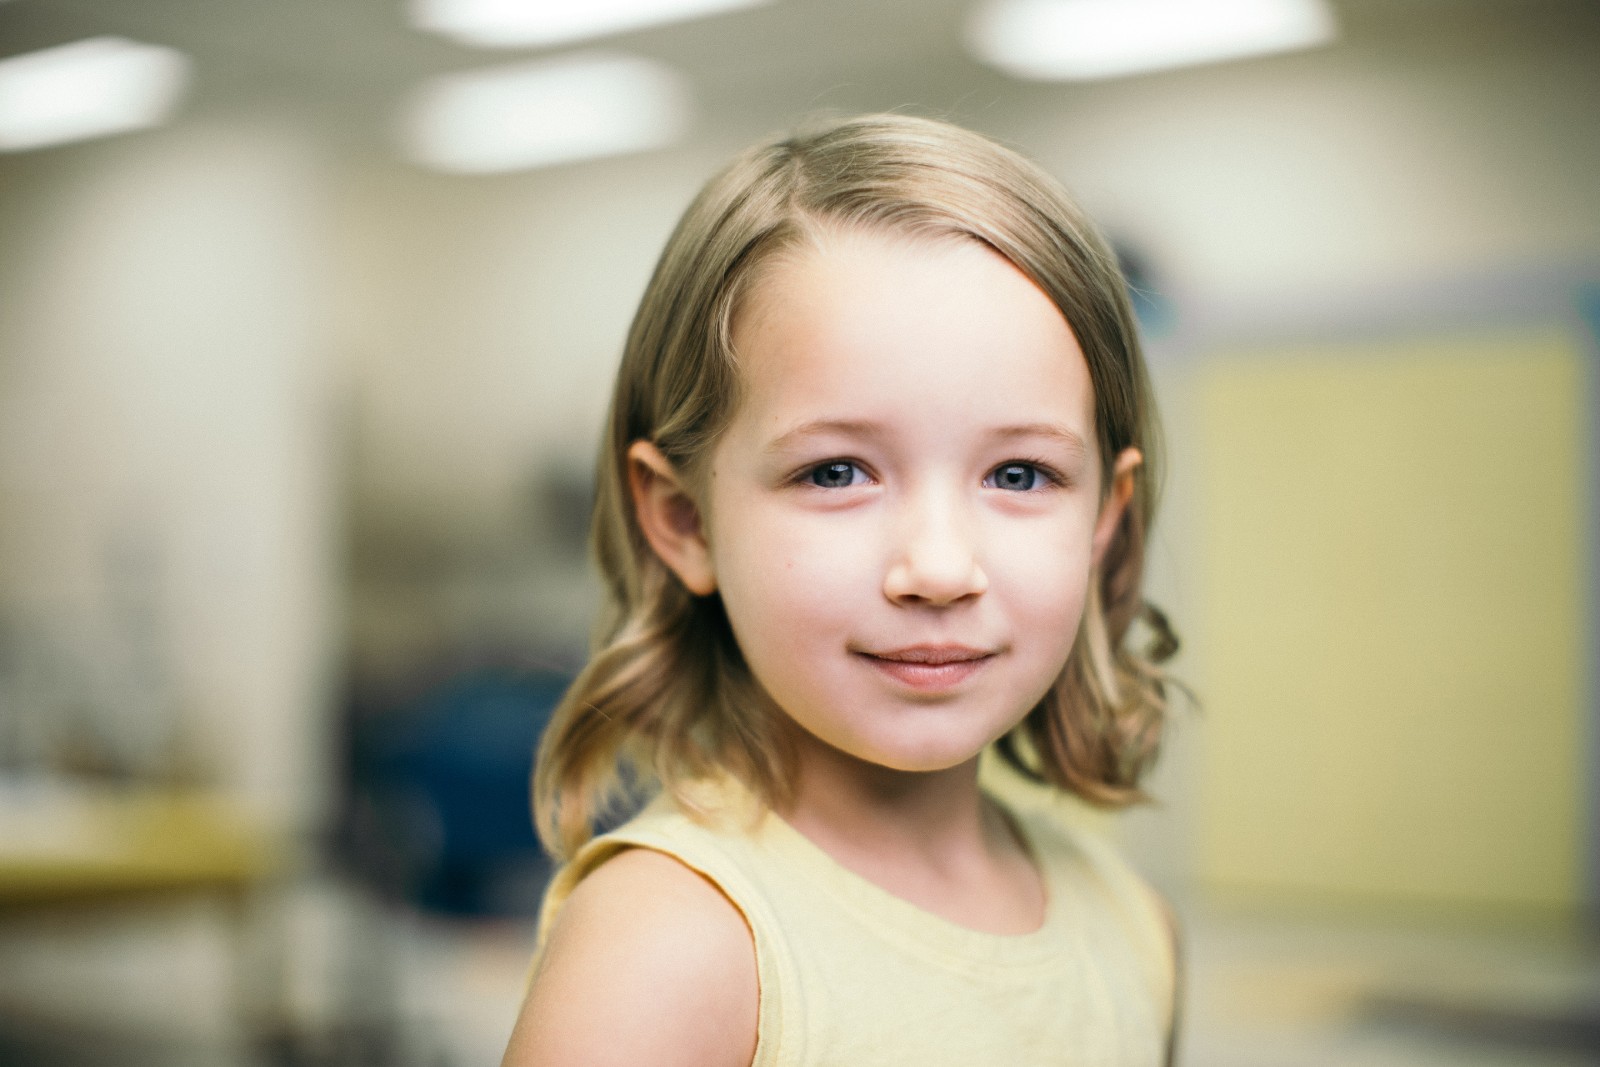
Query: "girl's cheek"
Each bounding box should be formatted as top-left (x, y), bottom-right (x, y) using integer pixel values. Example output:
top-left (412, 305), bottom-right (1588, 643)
top-left (992, 524), bottom-right (1095, 613)
top-left (992, 517), bottom-right (1091, 573)
top-left (778, 533), bottom-right (872, 591)
top-left (722, 512), bottom-right (862, 594)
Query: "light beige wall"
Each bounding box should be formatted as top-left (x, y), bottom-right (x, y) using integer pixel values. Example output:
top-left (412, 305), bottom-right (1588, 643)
top-left (999, 30), bottom-right (1600, 315)
top-left (0, 115), bottom-right (342, 831)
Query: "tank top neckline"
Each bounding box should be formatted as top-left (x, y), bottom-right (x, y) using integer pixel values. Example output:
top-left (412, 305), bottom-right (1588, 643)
top-left (705, 777), bottom-right (1074, 969)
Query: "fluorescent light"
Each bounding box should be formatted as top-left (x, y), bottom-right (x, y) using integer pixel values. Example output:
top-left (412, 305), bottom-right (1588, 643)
top-left (967, 0), bottom-right (1337, 81)
top-left (411, 0), bottom-right (775, 49)
top-left (0, 36), bottom-right (189, 151)
top-left (398, 52), bottom-right (691, 174)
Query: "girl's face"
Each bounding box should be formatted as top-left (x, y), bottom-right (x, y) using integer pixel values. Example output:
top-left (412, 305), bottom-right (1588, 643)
top-left (668, 227), bottom-right (1136, 777)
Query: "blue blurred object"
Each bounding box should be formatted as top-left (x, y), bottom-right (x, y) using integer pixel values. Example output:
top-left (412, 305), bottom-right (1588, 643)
top-left (344, 667), bottom-right (567, 916)
top-left (1114, 240), bottom-right (1176, 338)
top-left (1578, 281), bottom-right (1600, 346)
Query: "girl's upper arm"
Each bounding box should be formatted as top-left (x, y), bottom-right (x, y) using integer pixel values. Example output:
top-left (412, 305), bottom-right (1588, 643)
top-left (501, 847), bottom-right (759, 1067)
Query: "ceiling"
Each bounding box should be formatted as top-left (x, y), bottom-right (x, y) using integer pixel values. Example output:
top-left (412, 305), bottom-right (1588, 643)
top-left (2, 0), bottom-right (1595, 164)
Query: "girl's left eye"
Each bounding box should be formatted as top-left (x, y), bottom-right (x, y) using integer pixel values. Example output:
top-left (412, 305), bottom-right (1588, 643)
top-left (986, 463), bottom-right (1048, 491)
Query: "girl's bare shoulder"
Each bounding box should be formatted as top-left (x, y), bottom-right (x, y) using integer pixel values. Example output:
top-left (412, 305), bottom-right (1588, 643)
top-left (502, 846), bottom-right (758, 1067)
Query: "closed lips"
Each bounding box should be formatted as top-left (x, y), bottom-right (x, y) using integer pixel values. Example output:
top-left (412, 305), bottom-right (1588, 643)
top-left (862, 646), bottom-right (994, 664)
top-left (855, 647), bottom-right (998, 692)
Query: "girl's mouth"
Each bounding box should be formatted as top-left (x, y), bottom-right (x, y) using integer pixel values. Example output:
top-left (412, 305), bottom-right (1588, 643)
top-left (856, 645), bottom-right (996, 691)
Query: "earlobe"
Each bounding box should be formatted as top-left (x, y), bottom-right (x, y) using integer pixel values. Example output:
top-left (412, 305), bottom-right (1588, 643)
top-left (627, 440), bottom-right (717, 596)
top-left (1091, 447), bottom-right (1142, 568)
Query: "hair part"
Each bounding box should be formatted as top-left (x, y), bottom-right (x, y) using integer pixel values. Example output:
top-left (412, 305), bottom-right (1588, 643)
top-left (534, 113), bottom-right (1180, 859)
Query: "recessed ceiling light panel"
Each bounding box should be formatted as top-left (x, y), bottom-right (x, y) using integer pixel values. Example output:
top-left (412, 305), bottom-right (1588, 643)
top-left (967, 0), bottom-right (1337, 81)
top-left (0, 36), bottom-right (190, 151)
top-left (398, 52), bottom-right (692, 174)
top-left (411, 0), bottom-right (775, 49)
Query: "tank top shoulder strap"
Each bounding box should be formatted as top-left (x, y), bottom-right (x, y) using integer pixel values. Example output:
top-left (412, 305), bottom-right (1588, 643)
top-left (535, 786), bottom-right (806, 1067)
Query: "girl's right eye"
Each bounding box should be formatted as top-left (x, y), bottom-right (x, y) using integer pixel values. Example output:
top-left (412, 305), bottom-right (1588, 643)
top-left (807, 461), bottom-right (866, 488)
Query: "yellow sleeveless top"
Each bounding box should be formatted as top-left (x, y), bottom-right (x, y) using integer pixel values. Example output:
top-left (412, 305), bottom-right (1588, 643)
top-left (537, 778), bottom-right (1175, 1066)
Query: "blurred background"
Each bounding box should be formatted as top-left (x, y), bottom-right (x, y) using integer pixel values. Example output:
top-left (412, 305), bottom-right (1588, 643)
top-left (0, 0), bottom-right (1595, 1063)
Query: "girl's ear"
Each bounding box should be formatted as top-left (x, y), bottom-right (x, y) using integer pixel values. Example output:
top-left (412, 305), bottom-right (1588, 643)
top-left (1091, 447), bottom-right (1142, 568)
top-left (627, 440), bottom-right (717, 596)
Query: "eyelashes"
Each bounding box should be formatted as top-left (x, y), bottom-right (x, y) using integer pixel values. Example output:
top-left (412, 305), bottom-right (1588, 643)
top-left (985, 462), bottom-right (1047, 492)
top-left (796, 458), bottom-right (1067, 492)
top-left (807, 460), bottom-right (869, 489)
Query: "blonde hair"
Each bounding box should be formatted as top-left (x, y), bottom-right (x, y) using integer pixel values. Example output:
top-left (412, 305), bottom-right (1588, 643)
top-left (534, 114), bottom-right (1179, 859)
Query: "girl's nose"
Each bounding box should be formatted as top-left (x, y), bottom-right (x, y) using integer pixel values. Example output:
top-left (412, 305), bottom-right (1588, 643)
top-left (882, 505), bottom-right (989, 606)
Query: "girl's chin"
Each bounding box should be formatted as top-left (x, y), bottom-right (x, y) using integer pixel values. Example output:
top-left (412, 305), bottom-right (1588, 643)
top-left (805, 732), bottom-right (995, 778)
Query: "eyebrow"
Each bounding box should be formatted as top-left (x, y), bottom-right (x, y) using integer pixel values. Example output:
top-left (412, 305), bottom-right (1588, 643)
top-left (763, 418), bottom-right (1090, 457)
top-left (763, 419), bottom-right (885, 455)
top-left (988, 422), bottom-right (1092, 459)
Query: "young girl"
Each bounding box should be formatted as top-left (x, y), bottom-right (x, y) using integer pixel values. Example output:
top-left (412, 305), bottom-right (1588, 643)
top-left (503, 113), bottom-right (1181, 1067)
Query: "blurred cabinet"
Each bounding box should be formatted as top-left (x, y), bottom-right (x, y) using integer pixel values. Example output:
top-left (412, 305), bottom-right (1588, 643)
top-left (1193, 330), bottom-right (1585, 910)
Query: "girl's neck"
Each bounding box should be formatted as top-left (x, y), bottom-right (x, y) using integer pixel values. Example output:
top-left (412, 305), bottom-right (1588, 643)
top-left (776, 739), bottom-right (1046, 935)
top-left (785, 749), bottom-right (989, 858)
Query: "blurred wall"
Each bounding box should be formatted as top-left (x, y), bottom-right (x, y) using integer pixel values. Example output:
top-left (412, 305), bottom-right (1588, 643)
top-left (0, 112), bottom-right (343, 830)
top-left (334, 148), bottom-right (731, 678)
top-left (1007, 31), bottom-right (1600, 315)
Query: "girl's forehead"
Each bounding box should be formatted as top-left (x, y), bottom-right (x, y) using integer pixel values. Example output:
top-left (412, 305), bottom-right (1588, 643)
top-left (737, 225), bottom-right (1062, 348)
top-left (725, 226), bottom-right (1097, 445)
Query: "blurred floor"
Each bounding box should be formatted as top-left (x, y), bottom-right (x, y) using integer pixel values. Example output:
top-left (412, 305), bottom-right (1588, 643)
top-left (1183, 907), bottom-right (1600, 1067)
top-left (2, 893), bottom-right (1596, 1066)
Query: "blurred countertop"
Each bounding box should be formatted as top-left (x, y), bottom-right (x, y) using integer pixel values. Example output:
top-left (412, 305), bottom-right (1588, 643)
top-left (0, 776), bottom-right (284, 906)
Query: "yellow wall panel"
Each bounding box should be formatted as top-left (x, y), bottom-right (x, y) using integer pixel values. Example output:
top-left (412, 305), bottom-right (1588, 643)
top-left (1196, 333), bottom-right (1585, 909)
